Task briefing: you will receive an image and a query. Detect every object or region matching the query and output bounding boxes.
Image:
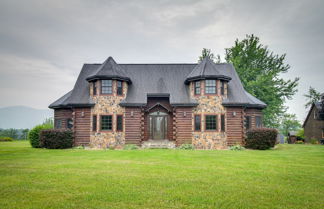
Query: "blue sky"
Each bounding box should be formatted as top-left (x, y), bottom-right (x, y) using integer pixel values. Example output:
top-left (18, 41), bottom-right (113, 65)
top-left (0, 0), bottom-right (323, 122)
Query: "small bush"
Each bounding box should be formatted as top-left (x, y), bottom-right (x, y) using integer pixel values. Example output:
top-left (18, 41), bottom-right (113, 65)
top-left (40, 129), bottom-right (73, 149)
top-left (178, 144), bottom-right (195, 150)
top-left (245, 128), bottom-right (278, 150)
top-left (310, 138), bottom-right (318, 144)
top-left (123, 144), bottom-right (139, 150)
top-left (0, 137), bottom-right (13, 142)
top-left (28, 124), bottom-right (53, 148)
top-left (295, 140), bottom-right (304, 144)
top-left (229, 144), bottom-right (245, 151)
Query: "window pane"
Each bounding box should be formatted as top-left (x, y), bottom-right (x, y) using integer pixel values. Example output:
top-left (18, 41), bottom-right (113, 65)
top-left (67, 118), bottom-right (73, 129)
top-left (194, 115), bottom-right (201, 131)
top-left (55, 119), bottom-right (62, 129)
top-left (220, 81), bottom-right (225, 95)
top-left (117, 81), bottom-right (123, 95)
top-left (194, 81), bottom-right (201, 95)
top-left (101, 115), bottom-right (112, 130)
top-left (221, 115), bottom-right (225, 132)
top-left (205, 115), bottom-right (217, 130)
top-left (245, 116), bottom-right (250, 130)
top-left (101, 80), bottom-right (112, 94)
top-left (255, 116), bottom-right (262, 128)
top-left (205, 80), bottom-right (216, 94)
top-left (92, 116), bottom-right (97, 131)
top-left (117, 115), bottom-right (123, 131)
top-left (93, 82), bottom-right (97, 95)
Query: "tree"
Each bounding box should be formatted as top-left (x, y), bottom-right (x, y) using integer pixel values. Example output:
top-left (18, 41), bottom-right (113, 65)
top-left (199, 48), bottom-right (215, 62)
top-left (225, 34), bottom-right (299, 128)
top-left (304, 86), bottom-right (321, 109)
top-left (279, 113), bottom-right (301, 136)
top-left (42, 117), bottom-right (54, 128)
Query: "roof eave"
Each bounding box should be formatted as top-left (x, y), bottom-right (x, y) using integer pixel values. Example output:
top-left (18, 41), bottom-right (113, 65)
top-left (222, 103), bottom-right (267, 109)
top-left (184, 75), bottom-right (232, 84)
top-left (86, 75), bottom-right (132, 84)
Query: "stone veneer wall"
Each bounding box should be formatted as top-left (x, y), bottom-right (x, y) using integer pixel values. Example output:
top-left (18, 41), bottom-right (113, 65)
top-left (89, 80), bottom-right (127, 148)
top-left (190, 80), bottom-right (228, 149)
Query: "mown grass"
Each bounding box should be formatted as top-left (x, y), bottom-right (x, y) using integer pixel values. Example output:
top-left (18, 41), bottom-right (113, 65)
top-left (0, 141), bottom-right (323, 209)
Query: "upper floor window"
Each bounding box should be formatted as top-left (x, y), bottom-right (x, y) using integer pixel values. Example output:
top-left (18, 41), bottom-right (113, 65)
top-left (117, 81), bottom-right (123, 95)
top-left (194, 115), bottom-right (201, 131)
top-left (101, 115), bottom-right (112, 131)
top-left (205, 115), bottom-right (217, 131)
top-left (194, 81), bottom-right (201, 95)
top-left (255, 116), bottom-right (262, 128)
top-left (93, 82), bottom-right (97, 95)
top-left (220, 81), bottom-right (225, 96)
top-left (205, 80), bottom-right (217, 94)
top-left (101, 80), bottom-right (112, 94)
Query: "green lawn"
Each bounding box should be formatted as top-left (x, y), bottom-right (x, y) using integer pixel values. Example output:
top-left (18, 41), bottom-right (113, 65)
top-left (0, 141), bottom-right (323, 209)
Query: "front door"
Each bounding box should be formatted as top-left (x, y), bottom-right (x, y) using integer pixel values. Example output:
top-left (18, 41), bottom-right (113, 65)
top-left (149, 112), bottom-right (168, 140)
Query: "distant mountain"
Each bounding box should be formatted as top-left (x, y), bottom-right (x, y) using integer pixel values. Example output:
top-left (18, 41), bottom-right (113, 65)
top-left (0, 106), bottom-right (53, 129)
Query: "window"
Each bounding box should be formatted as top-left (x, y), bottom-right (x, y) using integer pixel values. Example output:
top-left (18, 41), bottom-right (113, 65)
top-left (101, 115), bottom-right (112, 131)
top-left (117, 81), bottom-right (123, 95)
top-left (255, 116), bottom-right (262, 128)
top-left (92, 115), bottom-right (97, 132)
top-left (66, 118), bottom-right (73, 129)
top-left (194, 115), bottom-right (201, 131)
top-left (93, 82), bottom-right (97, 95)
top-left (205, 80), bottom-right (217, 94)
top-left (245, 116), bottom-right (251, 130)
top-left (55, 119), bottom-right (62, 129)
top-left (116, 115), bottom-right (123, 131)
top-left (221, 115), bottom-right (225, 132)
top-left (205, 115), bottom-right (217, 131)
top-left (101, 80), bottom-right (112, 94)
top-left (220, 81), bottom-right (225, 95)
top-left (194, 81), bottom-right (201, 95)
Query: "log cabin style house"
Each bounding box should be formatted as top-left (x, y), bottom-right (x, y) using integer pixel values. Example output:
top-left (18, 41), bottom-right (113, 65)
top-left (49, 56), bottom-right (266, 149)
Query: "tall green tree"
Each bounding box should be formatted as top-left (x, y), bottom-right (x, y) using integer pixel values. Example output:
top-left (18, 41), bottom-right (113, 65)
top-left (225, 34), bottom-right (299, 128)
top-left (279, 113), bottom-right (301, 136)
top-left (304, 86), bottom-right (321, 109)
top-left (199, 48), bottom-right (215, 62)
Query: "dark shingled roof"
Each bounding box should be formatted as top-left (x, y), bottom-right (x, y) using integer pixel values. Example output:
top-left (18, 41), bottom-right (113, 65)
top-left (49, 57), bottom-right (267, 109)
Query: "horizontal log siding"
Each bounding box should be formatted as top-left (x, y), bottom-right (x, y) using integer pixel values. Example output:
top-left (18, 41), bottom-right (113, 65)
top-left (54, 109), bottom-right (72, 129)
top-left (175, 107), bottom-right (193, 145)
top-left (125, 107), bottom-right (142, 145)
top-left (226, 107), bottom-right (244, 146)
top-left (74, 108), bottom-right (91, 145)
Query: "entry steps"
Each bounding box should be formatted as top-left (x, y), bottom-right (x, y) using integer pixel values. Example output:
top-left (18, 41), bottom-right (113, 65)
top-left (142, 139), bottom-right (176, 149)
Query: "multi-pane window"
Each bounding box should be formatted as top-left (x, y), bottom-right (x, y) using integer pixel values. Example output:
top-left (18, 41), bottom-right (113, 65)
top-left (194, 115), bottom-right (201, 131)
top-left (117, 81), bottom-right (123, 95)
top-left (205, 115), bottom-right (217, 131)
top-left (101, 80), bottom-right (112, 94)
top-left (255, 116), bottom-right (262, 128)
top-left (116, 115), bottom-right (123, 131)
top-left (220, 81), bottom-right (225, 95)
top-left (93, 82), bottom-right (97, 95)
top-left (92, 115), bottom-right (97, 132)
top-left (101, 115), bottom-right (112, 131)
top-left (55, 119), bottom-right (62, 129)
top-left (205, 80), bottom-right (217, 94)
top-left (194, 81), bottom-right (201, 95)
top-left (245, 116), bottom-right (251, 130)
top-left (221, 115), bottom-right (225, 132)
top-left (66, 118), bottom-right (73, 129)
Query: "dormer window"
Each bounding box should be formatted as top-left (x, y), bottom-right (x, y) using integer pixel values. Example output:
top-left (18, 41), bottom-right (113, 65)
top-left (117, 81), bottom-right (123, 95)
top-left (220, 81), bottom-right (225, 95)
top-left (194, 81), bottom-right (201, 95)
top-left (93, 82), bottom-right (97, 95)
top-left (205, 80), bottom-right (217, 94)
top-left (101, 80), bottom-right (112, 94)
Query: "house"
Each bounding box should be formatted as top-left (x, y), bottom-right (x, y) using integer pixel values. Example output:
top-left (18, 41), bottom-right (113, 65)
top-left (49, 56), bottom-right (266, 149)
top-left (303, 94), bottom-right (324, 144)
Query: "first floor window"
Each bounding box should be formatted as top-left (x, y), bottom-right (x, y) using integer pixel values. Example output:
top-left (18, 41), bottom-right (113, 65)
top-left (66, 118), bottom-right (73, 129)
top-left (101, 80), bottom-right (112, 94)
top-left (245, 116), bottom-right (251, 130)
top-left (205, 80), bottom-right (217, 94)
top-left (55, 119), bottom-right (62, 129)
top-left (205, 115), bottom-right (217, 131)
top-left (116, 115), bottom-right (123, 131)
top-left (194, 115), bottom-right (201, 131)
top-left (117, 81), bottom-right (123, 95)
top-left (255, 116), bottom-right (262, 128)
top-left (101, 115), bottom-right (112, 131)
top-left (221, 115), bottom-right (225, 132)
top-left (92, 115), bottom-right (97, 131)
top-left (194, 81), bottom-right (201, 95)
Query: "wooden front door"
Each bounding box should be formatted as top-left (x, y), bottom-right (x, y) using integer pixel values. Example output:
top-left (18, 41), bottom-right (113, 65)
top-left (149, 112), bottom-right (168, 140)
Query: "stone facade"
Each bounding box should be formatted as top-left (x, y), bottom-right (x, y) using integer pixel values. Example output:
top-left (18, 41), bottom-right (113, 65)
top-left (90, 80), bottom-right (127, 148)
top-left (190, 80), bottom-right (228, 149)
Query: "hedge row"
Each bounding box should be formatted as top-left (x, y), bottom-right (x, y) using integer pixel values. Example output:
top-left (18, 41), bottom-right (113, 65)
top-left (40, 129), bottom-right (73, 149)
top-left (245, 128), bottom-right (278, 150)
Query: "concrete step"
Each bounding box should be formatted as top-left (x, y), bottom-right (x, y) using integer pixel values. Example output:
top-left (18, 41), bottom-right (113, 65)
top-left (142, 140), bottom-right (176, 149)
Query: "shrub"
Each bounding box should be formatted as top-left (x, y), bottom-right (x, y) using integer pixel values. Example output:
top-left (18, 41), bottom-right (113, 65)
top-left (178, 144), bottom-right (195, 150)
top-left (229, 144), bottom-right (245, 151)
top-left (310, 138), bottom-right (318, 144)
top-left (295, 140), bottom-right (304, 144)
top-left (39, 129), bottom-right (73, 149)
top-left (0, 136), bottom-right (13, 142)
top-left (28, 124), bottom-right (53, 148)
top-left (123, 144), bottom-right (139, 150)
top-left (245, 128), bottom-right (278, 150)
